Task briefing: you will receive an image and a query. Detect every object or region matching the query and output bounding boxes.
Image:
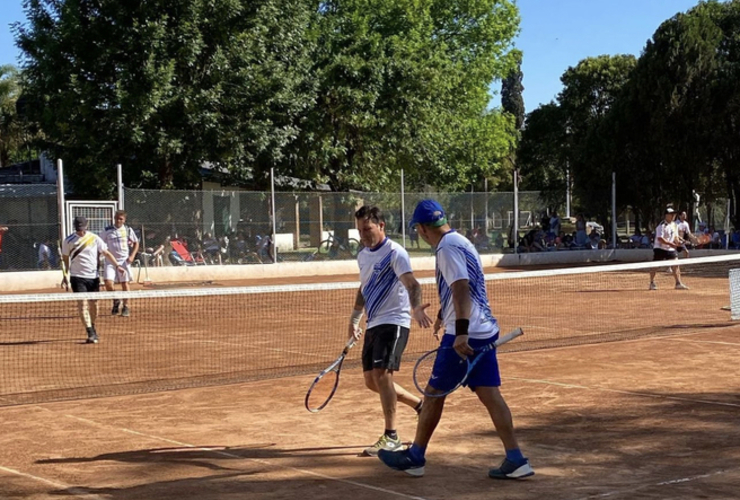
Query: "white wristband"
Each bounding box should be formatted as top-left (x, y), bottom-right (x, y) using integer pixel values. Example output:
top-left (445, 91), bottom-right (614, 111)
top-left (350, 309), bottom-right (364, 327)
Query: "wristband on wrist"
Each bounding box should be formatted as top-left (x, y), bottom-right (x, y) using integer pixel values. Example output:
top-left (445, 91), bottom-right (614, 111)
top-left (350, 309), bottom-right (364, 327)
top-left (455, 319), bottom-right (469, 336)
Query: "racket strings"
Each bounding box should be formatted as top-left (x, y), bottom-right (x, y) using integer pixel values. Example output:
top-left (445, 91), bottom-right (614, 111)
top-left (306, 370), bottom-right (339, 411)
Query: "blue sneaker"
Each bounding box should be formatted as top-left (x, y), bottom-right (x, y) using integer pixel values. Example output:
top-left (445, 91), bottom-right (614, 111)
top-left (378, 448), bottom-right (425, 477)
top-left (488, 458), bottom-right (534, 479)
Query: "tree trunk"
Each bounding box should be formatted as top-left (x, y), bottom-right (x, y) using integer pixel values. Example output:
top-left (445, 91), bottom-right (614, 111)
top-left (159, 158), bottom-right (174, 188)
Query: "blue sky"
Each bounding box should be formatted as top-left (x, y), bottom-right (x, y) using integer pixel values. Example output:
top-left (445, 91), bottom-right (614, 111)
top-left (1, 0), bottom-right (709, 112)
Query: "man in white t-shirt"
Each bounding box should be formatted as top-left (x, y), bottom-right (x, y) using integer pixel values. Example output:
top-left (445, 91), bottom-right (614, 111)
top-left (349, 205), bottom-right (433, 456)
top-left (379, 199), bottom-right (534, 480)
top-left (37, 240), bottom-right (52, 269)
top-left (62, 216), bottom-right (126, 344)
top-left (675, 211), bottom-right (692, 256)
top-left (649, 208), bottom-right (688, 290)
top-left (101, 210), bottom-right (139, 317)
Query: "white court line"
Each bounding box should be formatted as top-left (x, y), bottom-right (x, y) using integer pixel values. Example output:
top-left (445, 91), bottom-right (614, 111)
top-left (32, 408), bottom-right (429, 500)
top-left (570, 469), bottom-right (729, 500)
top-left (0, 464), bottom-right (106, 499)
top-left (509, 377), bottom-right (740, 409)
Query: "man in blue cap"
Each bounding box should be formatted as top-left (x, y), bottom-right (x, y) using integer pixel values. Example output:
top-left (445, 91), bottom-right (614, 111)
top-left (378, 199), bottom-right (534, 480)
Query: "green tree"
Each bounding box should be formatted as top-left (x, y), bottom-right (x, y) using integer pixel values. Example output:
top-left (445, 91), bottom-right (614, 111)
top-left (15, 0), bottom-right (315, 196)
top-left (290, 0), bottom-right (520, 192)
top-left (0, 65), bottom-right (23, 168)
top-left (501, 49), bottom-right (524, 131)
top-left (517, 102), bottom-right (567, 208)
top-left (557, 54), bottom-right (636, 222)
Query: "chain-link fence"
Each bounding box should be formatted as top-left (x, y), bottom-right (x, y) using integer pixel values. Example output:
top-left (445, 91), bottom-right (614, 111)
top-left (0, 185), bottom-right (60, 271)
top-left (123, 188), bottom-right (547, 265)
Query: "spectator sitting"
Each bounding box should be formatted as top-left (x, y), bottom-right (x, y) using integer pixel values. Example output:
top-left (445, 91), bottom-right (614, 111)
top-left (630, 229), bottom-right (642, 248)
top-left (640, 231), bottom-right (651, 248)
top-left (202, 232), bottom-right (221, 264)
top-left (519, 227), bottom-right (545, 252)
top-left (589, 230), bottom-right (601, 249)
top-left (710, 227), bottom-right (721, 249)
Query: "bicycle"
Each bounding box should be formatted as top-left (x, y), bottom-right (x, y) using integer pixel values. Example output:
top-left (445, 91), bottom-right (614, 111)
top-left (317, 233), bottom-right (362, 259)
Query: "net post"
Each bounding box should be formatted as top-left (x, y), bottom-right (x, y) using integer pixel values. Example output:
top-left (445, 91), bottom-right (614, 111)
top-left (731, 269), bottom-right (740, 321)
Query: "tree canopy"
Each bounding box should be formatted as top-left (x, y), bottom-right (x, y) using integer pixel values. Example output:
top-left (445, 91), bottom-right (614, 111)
top-left (518, 0), bottom-right (740, 228)
top-left (14, 0), bottom-right (521, 195)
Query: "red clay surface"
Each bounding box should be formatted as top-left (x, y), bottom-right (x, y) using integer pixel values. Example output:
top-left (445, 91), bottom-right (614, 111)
top-left (1, 262), bottom-right (739, 499)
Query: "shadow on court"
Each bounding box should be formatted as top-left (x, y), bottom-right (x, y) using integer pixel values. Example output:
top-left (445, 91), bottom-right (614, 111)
top-left (25, 389), bottom-right (740, 500)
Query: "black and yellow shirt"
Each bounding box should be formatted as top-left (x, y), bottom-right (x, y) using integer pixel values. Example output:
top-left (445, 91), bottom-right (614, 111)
top-left (62, 232), bottom-right (108, 279)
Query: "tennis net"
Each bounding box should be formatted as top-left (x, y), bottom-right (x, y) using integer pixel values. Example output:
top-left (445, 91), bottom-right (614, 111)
top-left (1, 254), bottom-right (738, 406)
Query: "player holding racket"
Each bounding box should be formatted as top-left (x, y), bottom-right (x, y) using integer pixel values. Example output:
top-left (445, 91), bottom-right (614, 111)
top-left (649, 208), bottom-right (689, 290)
top-left (102, 211), bottom-right (139, 317)
top-left (350, 205), bottom-right (433, 456)
top-left (62, 216), bottom-right (126, 344)
top-left (378, 199), bottom-right (533, 479)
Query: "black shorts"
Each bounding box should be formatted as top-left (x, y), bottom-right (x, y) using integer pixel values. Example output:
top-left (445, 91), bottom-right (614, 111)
top-left (70, 277), bottom-right (100, 293)
top-left (362, 324), bottom-right (410, 372)
top-left (653, 248), bottom-right (678, 261)
top-left (676, 245), bottom-right (687, 254)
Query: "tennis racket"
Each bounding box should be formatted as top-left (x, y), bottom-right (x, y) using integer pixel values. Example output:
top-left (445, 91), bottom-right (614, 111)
top-left (694, 233), bottom-right (711, 246)
top-left (413, 327), bottom-right (524, 398)
top-left (305, 338), bottom-right (356, 413)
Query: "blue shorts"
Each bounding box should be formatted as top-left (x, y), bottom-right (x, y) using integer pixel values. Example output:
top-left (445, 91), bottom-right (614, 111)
top-left (429, 334), bottom-right (501, 392)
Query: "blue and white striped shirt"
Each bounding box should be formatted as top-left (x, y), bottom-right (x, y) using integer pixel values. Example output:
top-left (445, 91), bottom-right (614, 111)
top-left (435, 231), bottom-right (498, 340)
top-left (358, 238), bottom-right (412, 329)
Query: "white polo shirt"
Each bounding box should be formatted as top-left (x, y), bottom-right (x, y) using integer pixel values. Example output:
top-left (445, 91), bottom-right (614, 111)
top-left (102, 224), bottom-right (138, 261)
top-left (435, 230), bottom-right (499, 340)
top-left (358, 238), bottom-right (412, 329)
top-left (62, 232), bottom-right (108, 279)
top-left (654, 221), bottom-right (677, 251)
top-left (676, 220), bottom-right (690, 240)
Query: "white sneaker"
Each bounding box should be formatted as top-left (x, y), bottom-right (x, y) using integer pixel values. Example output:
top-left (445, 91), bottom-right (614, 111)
top-left (675, 283), bottom-right (689, 290)
top-left (649, 282), bottom-right (657, 290)
top-left (364, 434), bottom-right (403, 456)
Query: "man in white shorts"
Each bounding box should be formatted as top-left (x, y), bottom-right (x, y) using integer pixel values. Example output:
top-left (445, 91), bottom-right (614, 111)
top-left (62, 216), bottom-right (125, 343)
top-left (378, 199), bottom-right (534, 480)
top-left (101, 210), bottom-right (139, 316)
top-left (349, 205), bottom-right (433, 456)
top-left (649, 208), bottom-right (688, 290)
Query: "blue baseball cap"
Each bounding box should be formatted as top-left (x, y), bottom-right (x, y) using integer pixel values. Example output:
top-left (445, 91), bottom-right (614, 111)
top-left (411, 199), bottom-right (448, 227)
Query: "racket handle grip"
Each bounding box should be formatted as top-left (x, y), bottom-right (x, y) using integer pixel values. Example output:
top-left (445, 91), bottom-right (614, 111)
top-left (494, 327), bottom-right (524, 347)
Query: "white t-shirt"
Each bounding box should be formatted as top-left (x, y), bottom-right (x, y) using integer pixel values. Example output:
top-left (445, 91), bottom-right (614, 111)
top-left (102, 224), bottom-right (139, 261)
top-left (62, 232), bottom-right (108, 279)
top-left (358, 237), bottom-right (412, 329)
top-left (653, 221), bottom-right (677, 251)
top-left (435, 230), bottom-right (498, 340)
top-left (676, 220), bottom-right (690, 240)
top-left (37, 243), bottom-right (51, 263)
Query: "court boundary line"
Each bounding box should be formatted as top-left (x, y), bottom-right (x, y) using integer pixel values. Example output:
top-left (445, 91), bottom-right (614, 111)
top-left (0, 464), bottom-right (106, 499)
top-left (509, 377), bottom-right (740, 408)
top-left (569, 469), bottom-right (730, 500)
top-left (32, 408), bottom-right (430, 500)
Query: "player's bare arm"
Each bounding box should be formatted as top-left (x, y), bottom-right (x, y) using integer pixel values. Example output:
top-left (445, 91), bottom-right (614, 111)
top-left (127, 240), bottom-right (140, 265)
top-left (102, 249), bottom-right (126, 273)
top-left (348, 287), bottom-right (365, 341)
top-left (398, 272), bottom-right (432, 328)
top-left (450, 279), bottom-right (474, 357)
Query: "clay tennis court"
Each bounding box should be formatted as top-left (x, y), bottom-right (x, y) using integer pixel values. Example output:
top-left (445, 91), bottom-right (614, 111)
top-left (1, 260), bottom-right (739, 499)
